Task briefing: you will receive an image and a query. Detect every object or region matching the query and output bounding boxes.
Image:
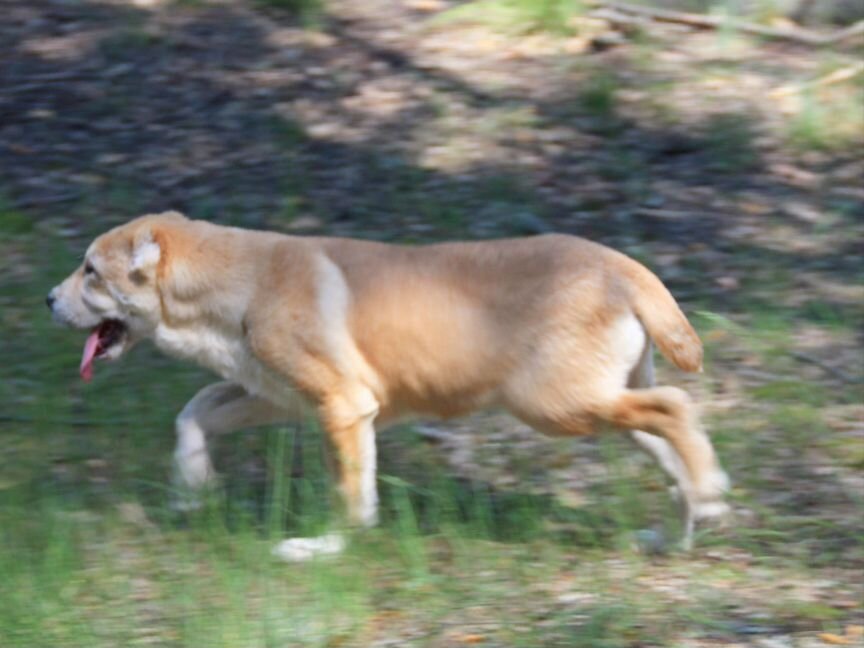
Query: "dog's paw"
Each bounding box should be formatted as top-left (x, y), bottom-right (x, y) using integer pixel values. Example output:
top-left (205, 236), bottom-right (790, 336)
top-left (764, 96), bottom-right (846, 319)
top-left (692, 499), bottom-right (732, 521)
top-left (680, 497), bottom-right (733, 551)
top-left (709, 468), bottom-right (731, 496)
top-left (169, 479), bottom-right (221, 513)
top-left (271, 534), bottom-right (346, 562)
top-left (169, 493), bottom-right (205, 513)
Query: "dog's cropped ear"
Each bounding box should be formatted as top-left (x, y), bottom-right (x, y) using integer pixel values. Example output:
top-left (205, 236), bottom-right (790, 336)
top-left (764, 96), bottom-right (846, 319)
top-left (130, 226), bottom-right (162, 275)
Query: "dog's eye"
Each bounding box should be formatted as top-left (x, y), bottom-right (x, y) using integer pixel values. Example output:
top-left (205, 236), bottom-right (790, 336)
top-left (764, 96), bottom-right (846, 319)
top-left (84, 262), bottom-right (96, 276)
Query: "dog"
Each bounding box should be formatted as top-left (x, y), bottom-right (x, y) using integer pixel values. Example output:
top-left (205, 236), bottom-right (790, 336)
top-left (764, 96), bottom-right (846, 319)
top-left (48, 211), bottom-right (729, 559)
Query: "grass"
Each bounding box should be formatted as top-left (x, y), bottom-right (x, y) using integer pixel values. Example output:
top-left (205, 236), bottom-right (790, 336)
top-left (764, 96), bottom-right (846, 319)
top-left (0, 437), bottom-right (666, 645)
top-left (255, 0), bottom-right (325, 26)
top-left (1, 194), bottom-right (863, 644)
top-left (701, 112), bottom-right (760, 173)
top-left (771, 56), bottom-right (864, 152)
top-left (436, 0), bottom-right (584, 36)
top-left (3, 0), bottom-right (864, 635)
top-left (787, 83), bottom-right (864, 151)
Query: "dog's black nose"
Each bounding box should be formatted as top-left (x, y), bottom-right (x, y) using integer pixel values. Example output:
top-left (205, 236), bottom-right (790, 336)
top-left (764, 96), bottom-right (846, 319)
top-left (46, 294), bottom-right (55, 310)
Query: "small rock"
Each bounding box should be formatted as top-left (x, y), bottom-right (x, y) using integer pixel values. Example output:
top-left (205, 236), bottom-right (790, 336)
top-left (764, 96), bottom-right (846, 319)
top-left (633, 528), bottom-right (668, 555)
top-left (715, 275), bottom-right (740, 291)
top-left (590, 31), bottom-right (627, 51)
top-left (756, 637), bottom-right (793, 648)
top-left (733, 624), bottom-right (775, 636)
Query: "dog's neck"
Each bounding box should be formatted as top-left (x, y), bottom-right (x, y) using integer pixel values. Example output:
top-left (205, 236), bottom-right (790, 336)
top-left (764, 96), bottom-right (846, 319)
top-left (151, 224), bottom-right (256, 371)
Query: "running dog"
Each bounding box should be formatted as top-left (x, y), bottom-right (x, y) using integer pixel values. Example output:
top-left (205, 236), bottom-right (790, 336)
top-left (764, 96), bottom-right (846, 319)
top-left (48, 212), bottom-right (729, 559)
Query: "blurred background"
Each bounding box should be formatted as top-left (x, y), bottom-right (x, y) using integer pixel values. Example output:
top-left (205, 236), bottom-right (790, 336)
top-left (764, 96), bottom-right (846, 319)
top-left (1, 0), bottom-right (862, 646)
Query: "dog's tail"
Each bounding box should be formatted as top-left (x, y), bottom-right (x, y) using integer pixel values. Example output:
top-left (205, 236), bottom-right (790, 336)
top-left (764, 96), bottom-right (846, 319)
top-left (621, 256), bottom-right (703, 373)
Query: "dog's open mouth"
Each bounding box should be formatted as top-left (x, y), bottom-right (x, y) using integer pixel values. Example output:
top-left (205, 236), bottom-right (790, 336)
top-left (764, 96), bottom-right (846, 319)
top-left (80, 319), bottom-right (128, 382)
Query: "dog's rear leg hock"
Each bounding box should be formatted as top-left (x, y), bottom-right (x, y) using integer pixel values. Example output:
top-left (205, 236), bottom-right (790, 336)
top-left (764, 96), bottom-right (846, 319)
top-left (626, 350), bottom-right (729, 549)
top-left (630, 429), bottom-right (695, 549)
top-left (613, 387), bottom-right (729, 549)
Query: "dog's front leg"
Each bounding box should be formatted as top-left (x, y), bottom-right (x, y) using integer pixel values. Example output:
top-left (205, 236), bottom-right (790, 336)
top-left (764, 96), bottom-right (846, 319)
top-left (322, 391), bottom-right (380, 528)
top-left (172, 381), bottom-right (296, 510)
top-left (272, 386), bottom-right (380, 561)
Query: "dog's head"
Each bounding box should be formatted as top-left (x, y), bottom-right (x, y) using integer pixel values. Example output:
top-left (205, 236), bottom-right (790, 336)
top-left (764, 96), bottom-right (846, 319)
top-left (47, 211), bottom-right (185, 381)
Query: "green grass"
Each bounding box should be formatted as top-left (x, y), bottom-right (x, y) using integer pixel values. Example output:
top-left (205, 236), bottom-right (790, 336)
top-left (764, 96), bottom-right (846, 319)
top-left (783, 58), bottom-right (864, 152)
top-left (3, 0), bottom-right (864, 640)
top-left (578, 71), bottom-right (619, 121)
top-left (701, 112), bottom-right (760, 173)
top-left (436, 0), bottom-right (584, 36)
top-left (3, 127), bottom-right (864, 645)
top-left (787, 85), bottom-right (864, 151)
top-left (255, 0), bottom-right (325, 26)
top-left (1, 208), bottom-right (863, 645)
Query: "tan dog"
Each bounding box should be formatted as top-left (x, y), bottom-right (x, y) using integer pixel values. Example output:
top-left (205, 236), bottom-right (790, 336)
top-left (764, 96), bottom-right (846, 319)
top-left (48, 212), bottom-right (729, 558)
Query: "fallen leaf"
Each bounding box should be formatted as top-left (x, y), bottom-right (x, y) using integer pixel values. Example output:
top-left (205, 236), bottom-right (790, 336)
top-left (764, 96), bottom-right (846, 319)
top-left (456, 634), bottom-right (487, 644)
top-left (705, 329), bottom-right (730, 343)
top-left (818, 633), bottom-right (851, 645)
top-left (405, 0), bottom-right (446, 11)
top-left (846, 626), bottom-right (864, 638)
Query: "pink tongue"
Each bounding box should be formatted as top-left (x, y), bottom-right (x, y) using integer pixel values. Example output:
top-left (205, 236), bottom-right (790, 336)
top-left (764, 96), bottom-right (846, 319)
top-left (80, 328), bottom-right (101, 382)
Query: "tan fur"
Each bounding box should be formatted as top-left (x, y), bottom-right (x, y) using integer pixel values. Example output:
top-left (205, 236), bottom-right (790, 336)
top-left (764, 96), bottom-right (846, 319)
top-left (49, 212), bottom-right (728, 551)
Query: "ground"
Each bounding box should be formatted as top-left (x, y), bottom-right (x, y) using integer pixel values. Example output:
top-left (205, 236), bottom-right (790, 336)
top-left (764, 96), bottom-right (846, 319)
top-left (0, 0), bottom-right (862, 646)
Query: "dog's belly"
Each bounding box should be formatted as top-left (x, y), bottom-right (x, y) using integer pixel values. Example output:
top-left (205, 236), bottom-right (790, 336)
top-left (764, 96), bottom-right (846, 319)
top-left (376, 372), bottom-right (502, 422)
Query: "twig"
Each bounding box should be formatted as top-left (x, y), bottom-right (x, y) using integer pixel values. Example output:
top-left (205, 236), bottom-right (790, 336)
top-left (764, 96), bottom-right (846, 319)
top-left (589, 8), bottom-right (650, 30)
top-left (3, 72), bottom-right (97, 94)
top-left (770, 61), bottom-right (864, 98)
top-left (412, 424), bottom-right (457, 443)
top-left (11, 191), bottom-right (82, 208)
top-left (790, 351), bottom-right (863, 385)
top-left (633, 207), bottom-right (696, 220)
top-left (737, 367), bottom-right (786, 383)
top-left (826, 20), bottom-right (864, 45)
top-left (586, 0), bottom-right (863, 46)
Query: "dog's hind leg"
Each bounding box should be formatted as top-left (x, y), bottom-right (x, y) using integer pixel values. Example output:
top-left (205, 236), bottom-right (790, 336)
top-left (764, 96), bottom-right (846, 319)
top-left (626, 345), bottom-right (696, 547)
top-left (614, 351), bottom-right (729, 548)
top-left (172, 381), bottom-right (306, 510)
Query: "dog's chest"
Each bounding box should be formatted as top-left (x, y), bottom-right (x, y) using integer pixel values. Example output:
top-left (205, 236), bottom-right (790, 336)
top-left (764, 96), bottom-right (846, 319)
top-left (154, 324), bottom-right (288, 400)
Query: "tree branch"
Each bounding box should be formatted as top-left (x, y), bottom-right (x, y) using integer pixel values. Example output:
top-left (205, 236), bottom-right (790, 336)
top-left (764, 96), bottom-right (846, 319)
top-left (587, 1), bottom-right (864, 47)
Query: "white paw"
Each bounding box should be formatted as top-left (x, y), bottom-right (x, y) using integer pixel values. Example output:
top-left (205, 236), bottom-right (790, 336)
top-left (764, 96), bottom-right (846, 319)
top-left (271, 534), bottom-right (347, 562)
top-left (169, 493), bottom-right (205, 513)
top-left (692, 499), bottom-right (732, 521)
top-left (693, 468), bottom-right (731, 502)
top-left (709, 468), bottom-right (731, 495)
